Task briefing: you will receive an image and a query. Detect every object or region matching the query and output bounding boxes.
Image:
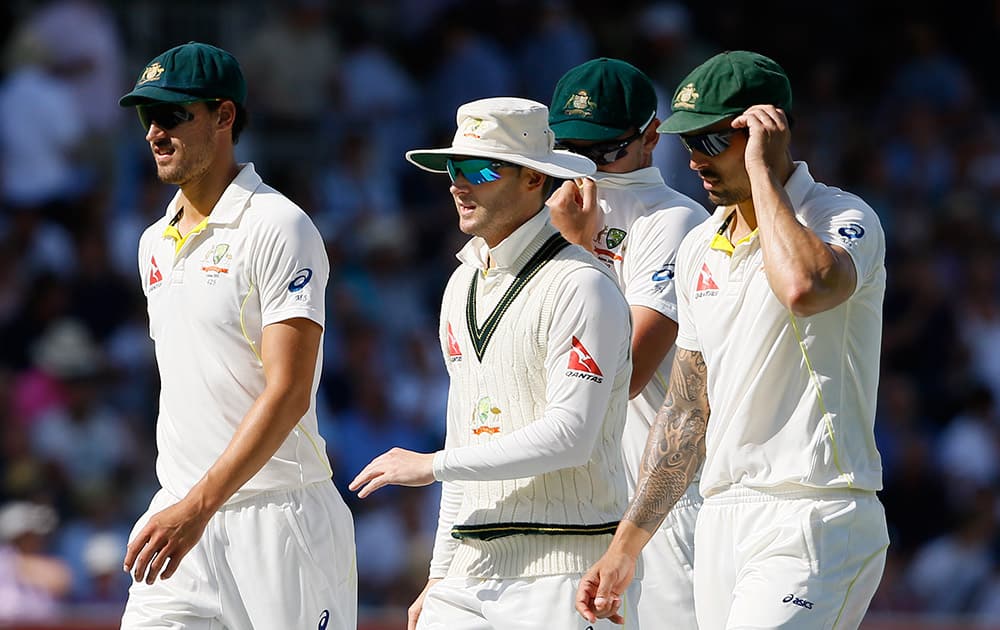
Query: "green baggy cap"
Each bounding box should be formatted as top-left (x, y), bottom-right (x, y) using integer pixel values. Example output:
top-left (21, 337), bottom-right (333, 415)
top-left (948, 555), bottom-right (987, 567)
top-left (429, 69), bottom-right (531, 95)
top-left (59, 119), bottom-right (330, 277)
top-left (548, 57), bottom-right (657, 142)
top-left (658, 50), bottom-right (792, 134)
top-left (119, 41), bottom-right (247, 107)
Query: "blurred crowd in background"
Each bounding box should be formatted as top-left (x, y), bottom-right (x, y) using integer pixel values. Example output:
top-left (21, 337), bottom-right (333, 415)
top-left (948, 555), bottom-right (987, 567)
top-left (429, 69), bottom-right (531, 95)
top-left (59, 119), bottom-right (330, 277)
top-left (0, 0), bottom-right (999, 624)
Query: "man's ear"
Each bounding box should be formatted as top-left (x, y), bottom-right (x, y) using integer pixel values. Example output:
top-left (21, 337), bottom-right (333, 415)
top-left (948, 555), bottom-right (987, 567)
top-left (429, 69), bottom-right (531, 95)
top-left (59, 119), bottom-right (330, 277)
top-left (642, 118), bottom-right (661, 154)
top-left (523, 168), bottom-right (547, 192)
top-left (217, 101), bottom-right (236, 132)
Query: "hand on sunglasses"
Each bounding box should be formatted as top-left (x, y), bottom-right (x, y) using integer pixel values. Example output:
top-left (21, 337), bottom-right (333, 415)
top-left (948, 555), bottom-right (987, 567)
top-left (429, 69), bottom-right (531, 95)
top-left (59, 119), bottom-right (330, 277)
top-left (731, 105), bottom-right (790, 169)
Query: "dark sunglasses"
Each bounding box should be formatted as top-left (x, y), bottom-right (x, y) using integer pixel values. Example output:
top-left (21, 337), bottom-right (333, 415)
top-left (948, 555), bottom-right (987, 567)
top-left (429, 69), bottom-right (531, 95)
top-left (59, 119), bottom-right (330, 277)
top-left (679, 128), bottom-right (740, 157)
top-left (136, 99), bottom-right (220, 131)
top-left (556, 129), bottom-right (643, 166)
top-left (446, 158), bottom-right (513, 185)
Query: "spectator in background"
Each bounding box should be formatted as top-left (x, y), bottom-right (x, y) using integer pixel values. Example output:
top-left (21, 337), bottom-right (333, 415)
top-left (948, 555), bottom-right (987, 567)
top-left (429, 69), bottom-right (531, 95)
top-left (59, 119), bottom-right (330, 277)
top-left (634, 2), bottom-right (717, 203)
top-left (25, 0), bottom-right (126, 206)
top-left (336, 18), bottom-right (423, 180)
top-left (423, 15), bottom-right (516, 139)
top-left (937, 383), bottom-right (999, 492)
top-left (0, 501), bottom-right (71, 622)
top-left (957, 248), bottom-right (1000, 404)
top-left (11, 316), bottom-right (97, 427)
top-left (27, 320), bottom-right (135, 495)
top-left (904, 489), bottom-right (996, 614)
top-left (0, 27), bottom-right (86, 224)
top-left (514, 1), bottom-right (594, 103)
top-left (79, 531), bottom-right (129, 606)
top-left (238, 0), bottom-right (339, 182)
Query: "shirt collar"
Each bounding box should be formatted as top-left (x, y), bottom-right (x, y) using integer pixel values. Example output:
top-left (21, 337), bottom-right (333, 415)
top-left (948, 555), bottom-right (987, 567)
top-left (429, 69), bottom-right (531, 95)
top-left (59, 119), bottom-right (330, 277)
top-left (162, 162), bottom-right (263, 226)
top-left (591, 166), bottom-right (665, 189)
top-left (456, 208), bottom-right (552, 272)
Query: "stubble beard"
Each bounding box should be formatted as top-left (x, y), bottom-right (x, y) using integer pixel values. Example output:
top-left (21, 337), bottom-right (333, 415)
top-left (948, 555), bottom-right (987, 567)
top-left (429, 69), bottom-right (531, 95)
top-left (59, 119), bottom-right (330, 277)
top-left (707, 182), bottom-right (751, 208)
top-left (156, 133), bottom-right (215, 187)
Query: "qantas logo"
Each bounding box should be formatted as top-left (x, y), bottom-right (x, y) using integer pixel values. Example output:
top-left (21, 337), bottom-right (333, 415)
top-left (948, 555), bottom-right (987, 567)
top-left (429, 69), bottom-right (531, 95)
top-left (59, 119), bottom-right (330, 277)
top-left (447, 323), bottom-right (462, 362)
top-left (149, 256), bottom-right (163, 288)
top-left (566, 336), bottom-right (603, 383)
top-left (694, 262), bottom-right (719, 297)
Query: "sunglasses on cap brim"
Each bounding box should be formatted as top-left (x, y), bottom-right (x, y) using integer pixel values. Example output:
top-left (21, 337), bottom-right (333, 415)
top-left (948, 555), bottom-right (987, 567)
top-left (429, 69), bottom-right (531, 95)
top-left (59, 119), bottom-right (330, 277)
top-left (679, 128), bottom-right (741, 157)
top-left (136, 98), bottom-right (221, 131)
top-left (446, 158), bottom-right (515, 185)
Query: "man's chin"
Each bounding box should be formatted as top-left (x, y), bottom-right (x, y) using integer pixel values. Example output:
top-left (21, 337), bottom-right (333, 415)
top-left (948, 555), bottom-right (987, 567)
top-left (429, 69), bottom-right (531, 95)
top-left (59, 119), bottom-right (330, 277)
top-left (157, 165), bottom-right (192, 186)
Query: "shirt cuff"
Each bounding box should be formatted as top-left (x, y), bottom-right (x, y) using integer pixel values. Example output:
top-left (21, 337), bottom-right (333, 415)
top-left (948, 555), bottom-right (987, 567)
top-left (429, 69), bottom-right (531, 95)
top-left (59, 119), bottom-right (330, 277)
top-left (432, 450), bottom-right (447, 481)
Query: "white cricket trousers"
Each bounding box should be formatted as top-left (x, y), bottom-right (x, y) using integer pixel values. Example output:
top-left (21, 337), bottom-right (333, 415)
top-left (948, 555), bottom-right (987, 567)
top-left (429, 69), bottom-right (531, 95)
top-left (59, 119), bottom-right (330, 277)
top-left (693, 484), bottom-right (889, 630)
top-left (121, 481), bottom-right (357, 629)
top-left (633, 483), bottom-right (701, 630)
top-left (416, 573), bottom-right (640, 630)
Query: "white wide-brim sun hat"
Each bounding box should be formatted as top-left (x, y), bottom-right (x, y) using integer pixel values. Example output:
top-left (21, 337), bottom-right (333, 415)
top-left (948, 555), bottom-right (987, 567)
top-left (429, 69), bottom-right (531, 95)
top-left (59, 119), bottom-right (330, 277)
top-left (406, 97), bottom-right (596, 180)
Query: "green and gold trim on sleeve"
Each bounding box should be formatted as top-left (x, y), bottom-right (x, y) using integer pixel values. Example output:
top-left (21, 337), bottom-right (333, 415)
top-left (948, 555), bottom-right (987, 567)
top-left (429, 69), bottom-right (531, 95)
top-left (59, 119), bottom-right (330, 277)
top-left (466, 233), bottom-right (570, 362)
top-left (451, 521), bottom-right (619, 541)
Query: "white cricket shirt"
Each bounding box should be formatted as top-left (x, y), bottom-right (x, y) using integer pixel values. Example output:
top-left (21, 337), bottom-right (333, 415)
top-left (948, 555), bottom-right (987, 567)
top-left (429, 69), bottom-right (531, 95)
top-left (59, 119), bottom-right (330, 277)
top-left (590, 168), bottom-right (708, 496)
top-left (675, 162), bottom-right (886, 497)
top-left (138, 163), bottom-right (332, 503)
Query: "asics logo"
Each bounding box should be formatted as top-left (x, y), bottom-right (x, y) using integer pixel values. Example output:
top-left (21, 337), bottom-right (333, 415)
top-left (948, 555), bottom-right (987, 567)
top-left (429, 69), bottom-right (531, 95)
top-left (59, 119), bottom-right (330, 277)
top-left (289, 268), bottom-right (313, 292)
top-left (782, 594), bottom-right (814, 609)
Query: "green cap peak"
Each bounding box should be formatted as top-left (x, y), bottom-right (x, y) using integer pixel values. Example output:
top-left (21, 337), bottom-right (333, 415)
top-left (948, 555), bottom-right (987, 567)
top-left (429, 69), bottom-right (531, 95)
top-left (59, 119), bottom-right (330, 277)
top-left (658, 50), bottom-right (792, 134)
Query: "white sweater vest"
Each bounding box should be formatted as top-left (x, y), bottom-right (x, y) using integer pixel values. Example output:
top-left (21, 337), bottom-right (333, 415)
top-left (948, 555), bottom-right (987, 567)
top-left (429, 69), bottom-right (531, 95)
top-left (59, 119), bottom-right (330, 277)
top-left (439, 231), bottom-right (630, 577)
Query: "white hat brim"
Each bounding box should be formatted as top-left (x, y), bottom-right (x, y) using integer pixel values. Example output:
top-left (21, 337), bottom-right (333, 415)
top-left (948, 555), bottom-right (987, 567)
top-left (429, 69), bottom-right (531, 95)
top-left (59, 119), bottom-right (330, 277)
top-left (405, 147), bottom-right (595, 180)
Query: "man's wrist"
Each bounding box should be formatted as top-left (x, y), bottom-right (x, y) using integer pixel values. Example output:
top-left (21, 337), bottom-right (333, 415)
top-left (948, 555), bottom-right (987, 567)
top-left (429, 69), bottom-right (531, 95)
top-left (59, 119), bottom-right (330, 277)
top-left (608, 519), bottom-right (653, 559)
top-left (431, 450), bottom-right (447, 481)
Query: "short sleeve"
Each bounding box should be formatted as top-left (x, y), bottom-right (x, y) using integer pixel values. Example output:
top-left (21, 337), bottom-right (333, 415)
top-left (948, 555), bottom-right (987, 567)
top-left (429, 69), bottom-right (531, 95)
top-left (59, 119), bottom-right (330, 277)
top-left (803, 198), bottom-right (886, 295)
top-left (620, 206), bottom-right (706, 323)
top-left (673, 230), bottom-right (701, 353)
top-left (251, 206), bottom-right (330, 328)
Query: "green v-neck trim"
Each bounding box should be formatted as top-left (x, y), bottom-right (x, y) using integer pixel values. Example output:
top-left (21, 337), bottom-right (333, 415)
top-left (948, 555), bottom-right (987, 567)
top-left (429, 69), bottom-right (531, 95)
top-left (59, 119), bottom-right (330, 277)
top-left (466, 233), bottom-right (570, 362)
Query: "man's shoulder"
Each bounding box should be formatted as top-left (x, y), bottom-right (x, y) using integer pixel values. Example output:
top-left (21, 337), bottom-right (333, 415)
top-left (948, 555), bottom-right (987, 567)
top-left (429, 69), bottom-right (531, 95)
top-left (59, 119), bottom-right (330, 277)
top-left (243, 185), bottom-right (322, 235)
top-left (138, 214), bottom-right (171, 245)
top-left (631, 196), bottom-right (709, 235)
top-left (551, 241), bottom-right (622, 287)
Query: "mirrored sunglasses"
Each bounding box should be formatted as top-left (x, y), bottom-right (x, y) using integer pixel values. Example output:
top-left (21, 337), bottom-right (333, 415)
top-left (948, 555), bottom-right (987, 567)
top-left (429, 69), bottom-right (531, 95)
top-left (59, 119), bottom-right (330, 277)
top-left (446, 158), bottom-right (512, 185)
top-left (679, 128), bottom-right (739, 157)
top-left (556, 129), bottom-right (643, 166)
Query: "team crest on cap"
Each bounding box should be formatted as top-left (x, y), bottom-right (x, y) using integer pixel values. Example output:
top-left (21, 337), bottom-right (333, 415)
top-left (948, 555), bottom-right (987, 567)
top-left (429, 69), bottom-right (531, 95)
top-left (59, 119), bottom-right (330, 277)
top-left (673, 83), bottom-right (700, 110)
top-left (461, 117), bottom-right (488, 139)
top-left (563, 90), bottom-right (596, 117)
top-left (138, 62), bottom-right (165, 85)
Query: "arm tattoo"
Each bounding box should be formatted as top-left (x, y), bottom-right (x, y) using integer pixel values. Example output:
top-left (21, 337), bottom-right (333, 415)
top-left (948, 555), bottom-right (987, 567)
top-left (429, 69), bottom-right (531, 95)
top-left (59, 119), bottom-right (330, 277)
top-left (623, 348), bottom-right (709, 534)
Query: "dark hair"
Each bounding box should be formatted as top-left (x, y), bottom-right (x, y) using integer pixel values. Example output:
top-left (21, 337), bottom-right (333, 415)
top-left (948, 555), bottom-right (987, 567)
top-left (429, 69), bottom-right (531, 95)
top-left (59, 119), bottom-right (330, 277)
top-left (205, 99), bottom-right (247, 144)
